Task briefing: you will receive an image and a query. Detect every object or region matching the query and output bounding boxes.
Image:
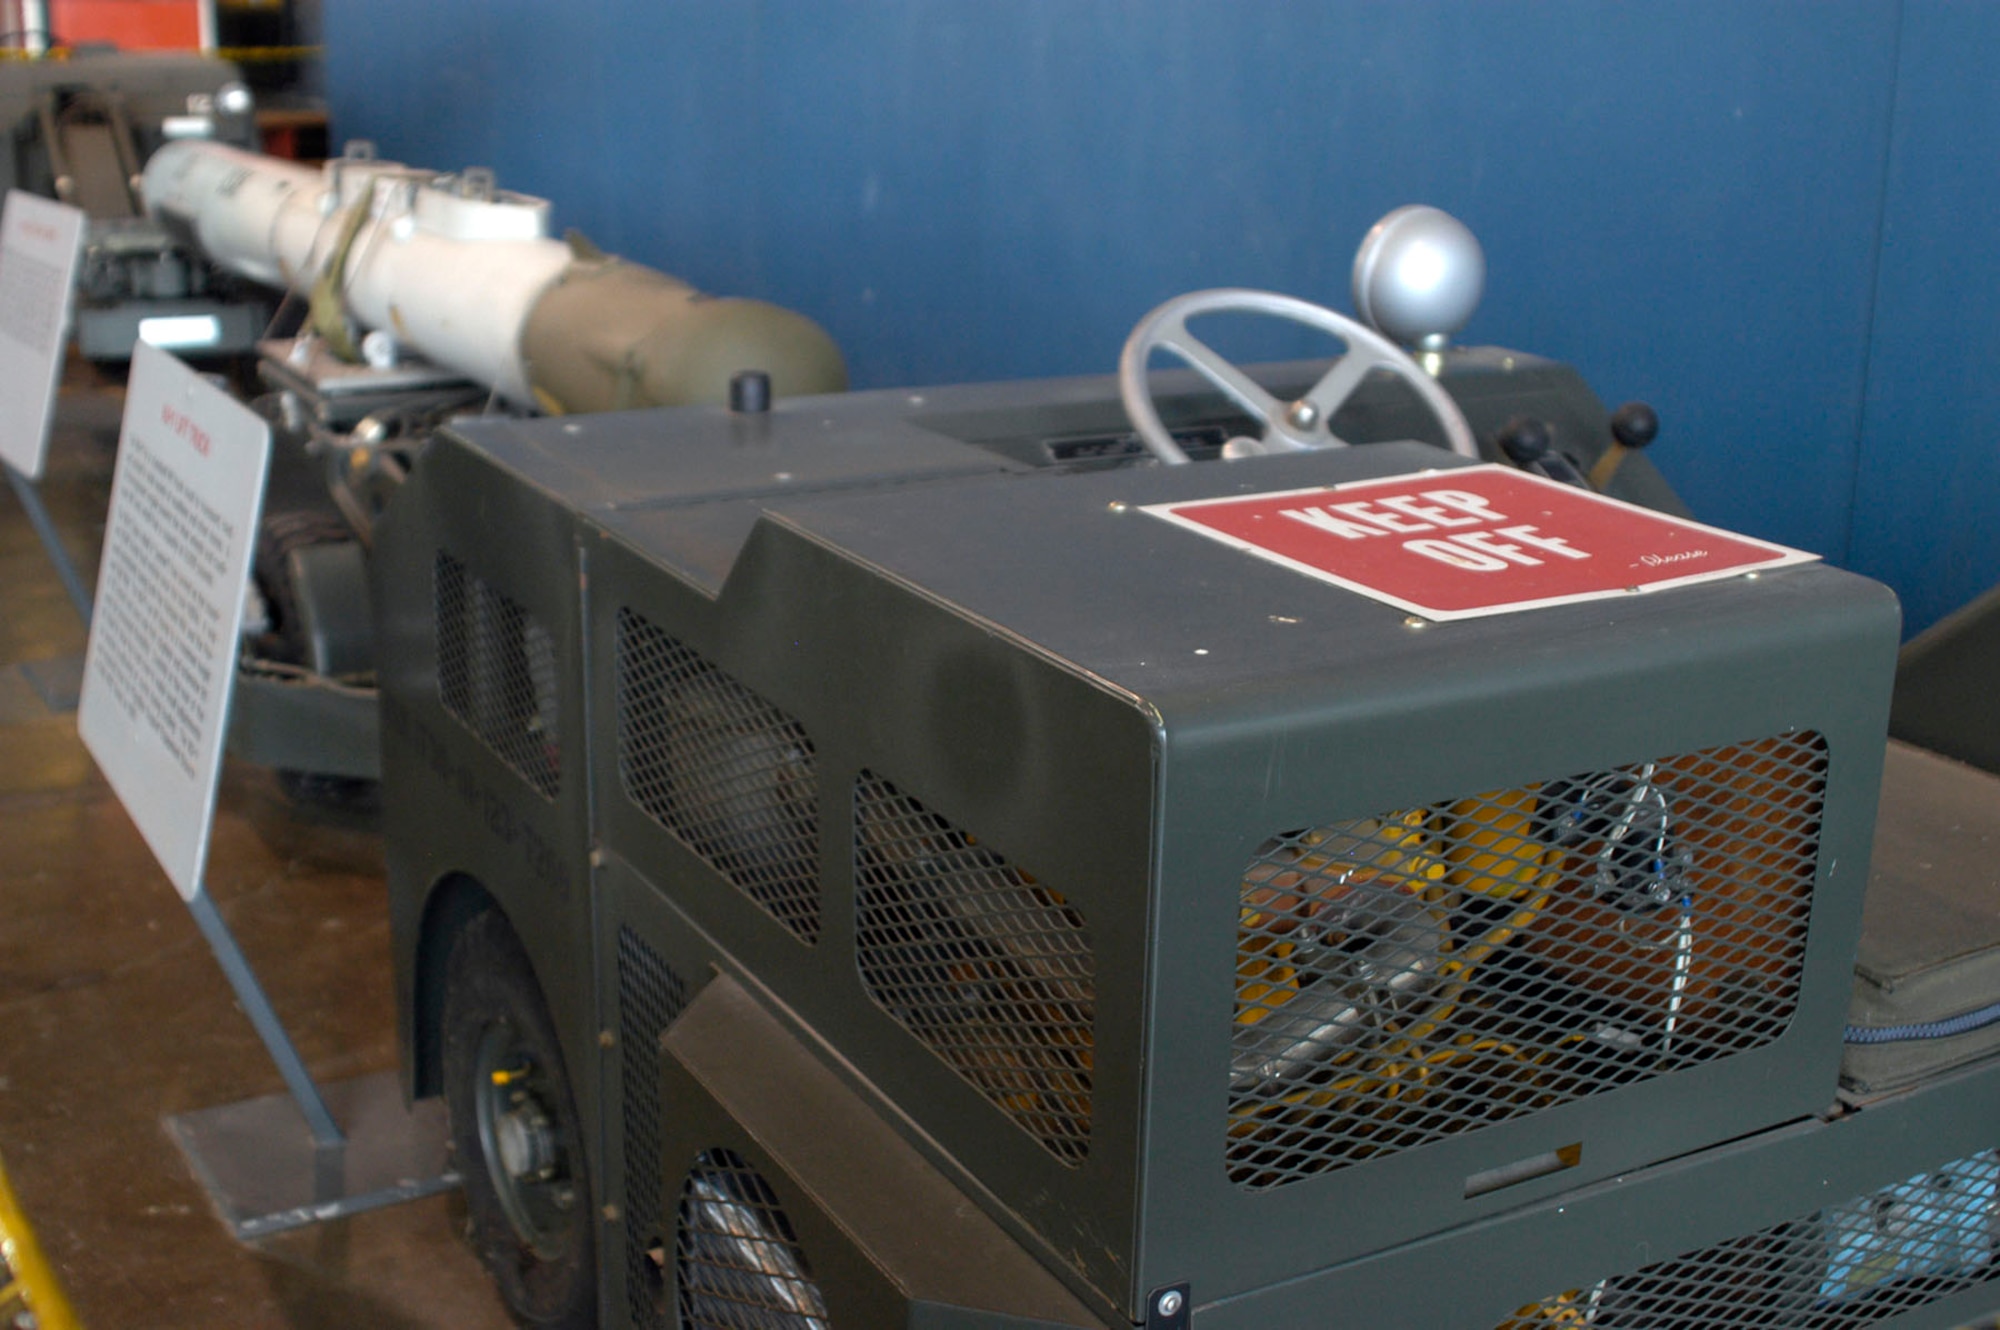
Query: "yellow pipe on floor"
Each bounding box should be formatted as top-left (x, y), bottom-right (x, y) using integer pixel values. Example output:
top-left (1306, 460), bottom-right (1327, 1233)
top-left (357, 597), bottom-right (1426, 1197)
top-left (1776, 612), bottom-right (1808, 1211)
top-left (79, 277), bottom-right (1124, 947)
top-left (0, 1152), bottom-right (80, 1330)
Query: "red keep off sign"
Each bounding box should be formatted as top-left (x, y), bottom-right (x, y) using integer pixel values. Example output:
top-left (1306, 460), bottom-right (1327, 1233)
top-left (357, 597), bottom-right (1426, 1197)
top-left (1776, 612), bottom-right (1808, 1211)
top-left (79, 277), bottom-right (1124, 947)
top-left (1140, 464), bottom-right (1819, 620)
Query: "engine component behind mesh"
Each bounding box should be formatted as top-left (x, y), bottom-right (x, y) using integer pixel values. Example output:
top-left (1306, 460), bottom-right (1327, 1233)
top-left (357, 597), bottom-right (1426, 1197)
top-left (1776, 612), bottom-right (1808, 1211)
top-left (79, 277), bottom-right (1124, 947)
top-left (676, 1148), bottom-right (829, 1330)
top-left (1229, 732), bottom-right (1826, 1191)
top-left (616, 607), bottom-right (822, 943)
top-left (1498, 1148), bottom-right (2000, 1328)
top-left (617, 928), bottom-right (690, 1330)
top-left (853, 771), bottom-right (1095, 1164)
top-left (434, 548), bottom-right (561, 798)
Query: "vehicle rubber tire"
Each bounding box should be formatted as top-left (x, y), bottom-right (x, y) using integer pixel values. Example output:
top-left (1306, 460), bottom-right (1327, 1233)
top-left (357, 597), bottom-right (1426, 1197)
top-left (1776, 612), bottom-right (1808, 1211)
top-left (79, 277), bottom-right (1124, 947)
top-left (253, 508), bottom-right (353, 667)
top-left (442, 910), bottom-right (597, 1329)
top-left (251, 509), bottom-right (382, 811)
top-left (271, 768), bottom-right (381, 817)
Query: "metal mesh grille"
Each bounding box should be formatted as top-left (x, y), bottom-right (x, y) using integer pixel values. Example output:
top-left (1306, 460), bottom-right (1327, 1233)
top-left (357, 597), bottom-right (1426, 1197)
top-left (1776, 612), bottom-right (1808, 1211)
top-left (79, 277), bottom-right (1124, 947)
top-left (616, 609), bottom-right (821, 944)
top-left (1498, 1148), bottom-right (2000, 1328)
top-left (676, 1148), bottom-right (829, 1330)
top-left (1229, 732), bottom-right (1827, 1191)
top-left (853, 772), bottom-right (1094, 1165)
top-left (434, 549), bottom-right (561, 798)
top-left (617, 927), bottom-right (691, 1330)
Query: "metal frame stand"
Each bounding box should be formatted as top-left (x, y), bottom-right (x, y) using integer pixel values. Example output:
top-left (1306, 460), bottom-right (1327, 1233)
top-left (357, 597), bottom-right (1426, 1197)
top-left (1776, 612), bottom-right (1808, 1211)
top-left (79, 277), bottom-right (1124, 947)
top-left (186, 888), bottom-right (344, 1150)
top-left (4, 461), bottom-right (94, 629)
top-left (5, 462), bottom-right (93, 713)
top-left (155, 650), bottom-right (453, 1240)
top-left (12, 419), bottom-right (453, 1237)
top-left (166, 1069), bottom-right (456, 1241)
top-left (167, 884), bottom-right (459, 1240)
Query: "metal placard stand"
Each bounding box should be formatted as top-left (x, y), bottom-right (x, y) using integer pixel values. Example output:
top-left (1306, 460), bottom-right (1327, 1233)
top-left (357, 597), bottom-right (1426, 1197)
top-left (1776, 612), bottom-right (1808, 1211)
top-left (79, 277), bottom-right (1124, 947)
top-left (76, 343), bottom-right (455, 1240)
top-left (4, 463), bottom-right (94, 629)
top-left (4, 462), bottom-right (93, 711)
top-left (0, 191), bottom-right (90, 711)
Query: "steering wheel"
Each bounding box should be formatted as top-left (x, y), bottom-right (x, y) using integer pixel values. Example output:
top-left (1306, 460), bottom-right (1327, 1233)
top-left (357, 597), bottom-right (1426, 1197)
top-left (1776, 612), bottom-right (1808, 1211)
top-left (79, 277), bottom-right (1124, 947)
top-left (1117, 288), bottom-right (1480, 465)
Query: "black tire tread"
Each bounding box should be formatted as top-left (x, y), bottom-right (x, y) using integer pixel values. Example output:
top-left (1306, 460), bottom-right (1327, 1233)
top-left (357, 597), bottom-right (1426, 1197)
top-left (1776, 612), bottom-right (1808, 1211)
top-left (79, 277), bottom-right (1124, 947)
top-left (442, 910), bottom-right (597, 1330)
top-left (253, 508), bottom-right (354, 666)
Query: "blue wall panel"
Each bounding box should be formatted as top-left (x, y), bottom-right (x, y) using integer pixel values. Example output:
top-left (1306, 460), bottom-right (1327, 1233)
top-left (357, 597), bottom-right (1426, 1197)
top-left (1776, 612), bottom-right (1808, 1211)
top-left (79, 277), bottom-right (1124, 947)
top-left (1846, 1), bottom-right (2000, 637)
top-left (327, 3), bottom-right (1979, 622)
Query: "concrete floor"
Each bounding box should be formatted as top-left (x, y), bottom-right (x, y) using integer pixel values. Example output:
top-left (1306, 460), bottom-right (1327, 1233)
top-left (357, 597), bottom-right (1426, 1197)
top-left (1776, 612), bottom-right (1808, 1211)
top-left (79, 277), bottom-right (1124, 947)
top-left (0, 367), bottom-right (511, 1329)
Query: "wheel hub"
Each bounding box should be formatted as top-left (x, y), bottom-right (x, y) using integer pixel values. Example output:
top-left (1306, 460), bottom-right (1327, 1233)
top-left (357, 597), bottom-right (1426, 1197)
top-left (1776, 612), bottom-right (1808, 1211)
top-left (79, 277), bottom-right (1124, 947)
top-left (495, 1101), bottom-right (557, 1181)
top-left (471, 1023), bottom-right (577, 1258)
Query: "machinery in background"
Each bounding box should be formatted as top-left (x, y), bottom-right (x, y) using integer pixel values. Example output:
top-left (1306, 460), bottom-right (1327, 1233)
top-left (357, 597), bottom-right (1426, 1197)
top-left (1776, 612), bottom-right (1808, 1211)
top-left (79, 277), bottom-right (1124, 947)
top-left (1890, 583), bottom-right (2000, 776)
top-left (356, 208), bottom-right (2000, 1329)
top-left (142, 139), bottom-right (849, 420)
top-left (138, 139), bottom-right (849, 798)
top-left (0, 48), bottom-right (269, 360)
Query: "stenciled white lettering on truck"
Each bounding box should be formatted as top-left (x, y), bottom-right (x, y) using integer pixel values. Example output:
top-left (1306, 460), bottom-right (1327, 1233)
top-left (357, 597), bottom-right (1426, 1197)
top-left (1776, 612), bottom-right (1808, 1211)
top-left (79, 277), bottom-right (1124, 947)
top-left (1280, 488), bottom-right (1592, 572)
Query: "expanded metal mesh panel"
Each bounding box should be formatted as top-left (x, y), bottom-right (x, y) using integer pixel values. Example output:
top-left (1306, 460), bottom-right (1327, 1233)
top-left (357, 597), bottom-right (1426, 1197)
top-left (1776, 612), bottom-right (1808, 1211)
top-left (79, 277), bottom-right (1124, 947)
top-left (617, 928), bottom-right (691, 1330)
top-left (853, 772), bottom-right (1094, 1165)
top-left (434, 549), bottom-right (561, 798)
top-left (1499, 1148), bottom-right (2000, 1329)
top-left (616, 609), bottom-right (821, 944)
top-left (676, 1148), bottom-right (829, 1330)
top-left (1229, 732), bottom-right (1827, 1191)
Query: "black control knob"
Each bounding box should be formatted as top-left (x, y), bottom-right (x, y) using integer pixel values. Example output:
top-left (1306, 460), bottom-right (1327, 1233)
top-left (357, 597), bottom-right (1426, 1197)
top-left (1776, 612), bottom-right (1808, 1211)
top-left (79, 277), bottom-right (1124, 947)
top-left (1610, 401), bottom-right (1659, 451)
top-left (1496, 415), bottom-right (1587, 488)
top-left (1589, 401), bottom-right (1660, 490)
top-left (729, 369), bottom-right (772, 414)
top-left (1496, 416), bottom-right (1554, 466)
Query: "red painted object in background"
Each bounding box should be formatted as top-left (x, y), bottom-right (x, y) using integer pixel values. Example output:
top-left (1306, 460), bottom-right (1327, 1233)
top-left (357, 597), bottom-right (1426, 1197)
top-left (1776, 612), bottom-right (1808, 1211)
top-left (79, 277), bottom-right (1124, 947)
top-left (47, 0), bottom-right (201, 51)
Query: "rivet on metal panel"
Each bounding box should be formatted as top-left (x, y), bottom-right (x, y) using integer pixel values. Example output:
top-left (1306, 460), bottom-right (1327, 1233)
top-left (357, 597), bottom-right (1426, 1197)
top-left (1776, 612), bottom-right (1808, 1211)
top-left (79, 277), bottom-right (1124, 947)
top-left (588, 847), bottom-right (603, 869)
top-left (1147, 1283), bottom-right (1190, 1329)
top-left (1404, 615), bottom-right (1428, 629)
top-left (597, 1029), bottom-right (616, 1049)
top-left (601, 1204), bottom-right (621, 1223)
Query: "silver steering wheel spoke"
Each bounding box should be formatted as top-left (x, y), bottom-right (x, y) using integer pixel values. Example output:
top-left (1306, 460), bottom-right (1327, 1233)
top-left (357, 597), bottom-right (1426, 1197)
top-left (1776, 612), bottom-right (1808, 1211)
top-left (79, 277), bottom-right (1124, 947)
top-left (1154, 318), bottom-right (1286, 429)
top-left (1118, 288), bottom-right (1480, 466)
top-left (1301, 351), bottom-right (1381, 424)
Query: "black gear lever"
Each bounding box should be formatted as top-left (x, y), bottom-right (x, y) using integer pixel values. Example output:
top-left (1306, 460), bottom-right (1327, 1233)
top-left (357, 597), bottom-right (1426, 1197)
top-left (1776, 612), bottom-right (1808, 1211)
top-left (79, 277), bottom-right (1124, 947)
top-left (1589, 401), bottom-right (1659, 490)
top-left (1496, 416), bottom-right (1589, 489)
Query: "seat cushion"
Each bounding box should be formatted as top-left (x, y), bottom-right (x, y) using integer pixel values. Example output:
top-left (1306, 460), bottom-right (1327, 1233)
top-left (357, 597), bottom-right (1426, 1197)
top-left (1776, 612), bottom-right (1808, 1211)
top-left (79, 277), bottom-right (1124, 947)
top-left (1844, 742), bottom-right (2000, 1094)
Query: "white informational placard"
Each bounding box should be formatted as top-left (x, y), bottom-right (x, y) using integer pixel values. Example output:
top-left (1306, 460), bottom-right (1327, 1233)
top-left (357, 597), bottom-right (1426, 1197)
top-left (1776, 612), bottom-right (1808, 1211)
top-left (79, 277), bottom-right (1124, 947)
top-left (79, 341), bottom-right (272, 901)
top-left (0, 190), bottom-right (86, 480)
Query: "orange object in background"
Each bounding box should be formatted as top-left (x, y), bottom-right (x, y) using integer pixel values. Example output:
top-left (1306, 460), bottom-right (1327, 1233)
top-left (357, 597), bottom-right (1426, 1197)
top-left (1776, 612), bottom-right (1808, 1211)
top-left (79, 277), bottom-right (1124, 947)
top-left (47, 0), bottom-right (201, 50)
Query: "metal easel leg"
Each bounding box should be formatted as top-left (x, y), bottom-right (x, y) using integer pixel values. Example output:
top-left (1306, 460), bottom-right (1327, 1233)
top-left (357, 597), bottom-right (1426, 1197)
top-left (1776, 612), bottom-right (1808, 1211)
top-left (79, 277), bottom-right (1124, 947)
top-left (185, 887), bottom-right (346, 1152)
top-left (167, 890), bottom-right (459, 1240)
top-left (4, 462), bottom-right (94, 630)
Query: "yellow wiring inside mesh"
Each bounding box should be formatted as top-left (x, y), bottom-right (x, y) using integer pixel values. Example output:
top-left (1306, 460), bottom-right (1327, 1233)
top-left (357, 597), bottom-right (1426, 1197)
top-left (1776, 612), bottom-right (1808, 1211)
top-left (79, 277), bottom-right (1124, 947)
top-left (1495, 1288), bottom-right (1601, 1327)
top-left (1230, 789), bottom-right (1575, 1139)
